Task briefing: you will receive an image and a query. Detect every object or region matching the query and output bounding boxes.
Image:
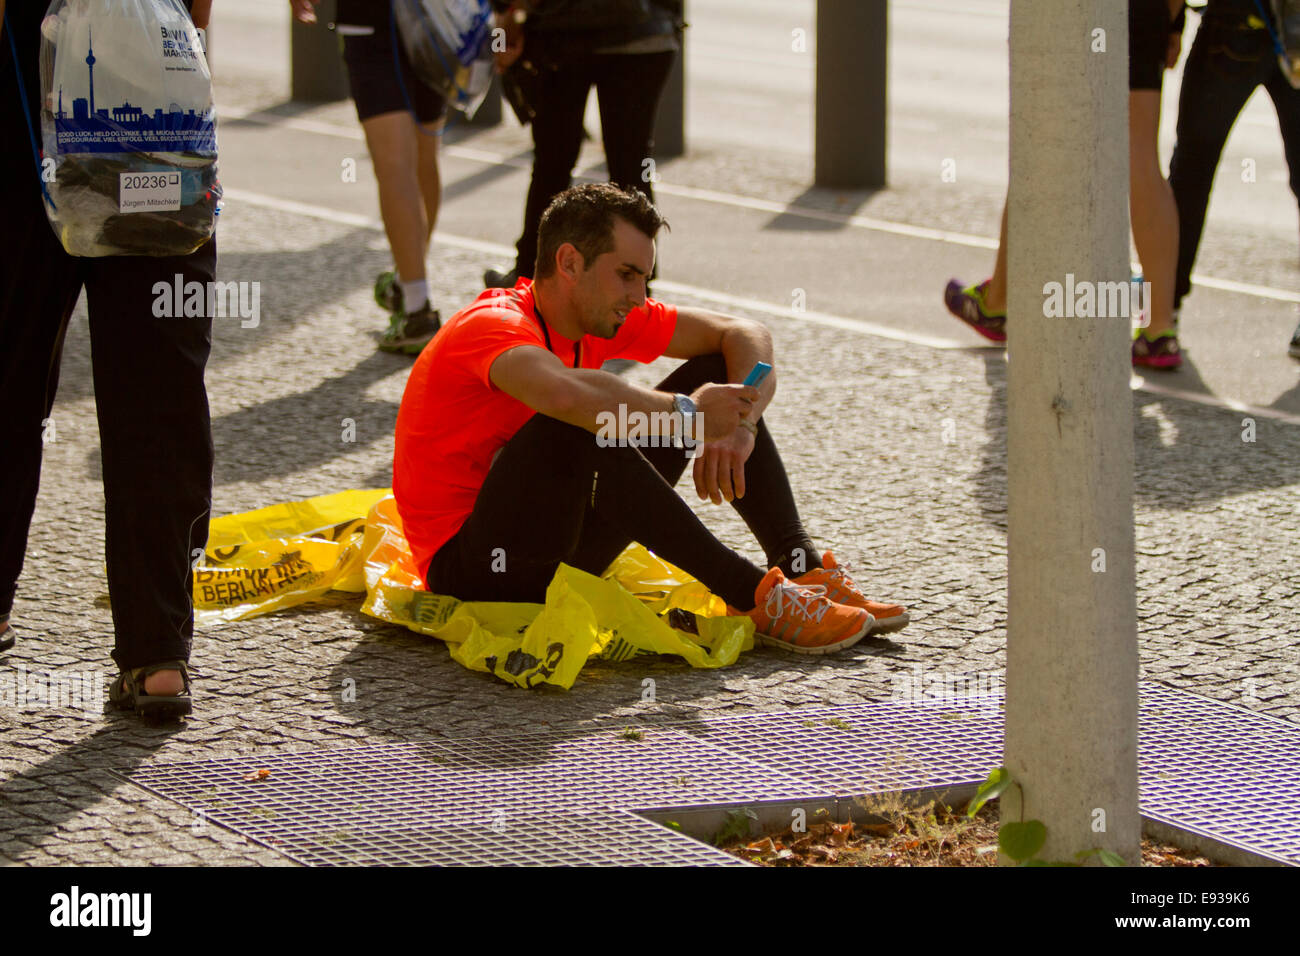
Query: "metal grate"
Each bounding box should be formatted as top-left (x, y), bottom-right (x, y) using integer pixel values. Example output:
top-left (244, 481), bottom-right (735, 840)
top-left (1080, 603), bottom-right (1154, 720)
top-left (119, 683), bottom-right (1300, 865)
top-left (1135, 683), bottom-right (1300, 865)
top-left (686, 684), bottom-right (1300, 864)
top-left (684, 698), bottom-right (1004, 796)
top-left (124, 727), bottom-right (824, 866)
top-left (259, 811), bottom-right (749, 867)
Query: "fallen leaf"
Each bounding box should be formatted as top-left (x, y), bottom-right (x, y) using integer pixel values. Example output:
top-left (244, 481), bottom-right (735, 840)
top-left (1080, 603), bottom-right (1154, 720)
top-left (243, 768), bottom-right (271, 781)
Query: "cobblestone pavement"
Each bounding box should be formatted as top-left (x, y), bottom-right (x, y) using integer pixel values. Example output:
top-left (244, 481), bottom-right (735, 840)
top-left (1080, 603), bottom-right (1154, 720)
top-left (3, 103), bottom-right (1299, 867)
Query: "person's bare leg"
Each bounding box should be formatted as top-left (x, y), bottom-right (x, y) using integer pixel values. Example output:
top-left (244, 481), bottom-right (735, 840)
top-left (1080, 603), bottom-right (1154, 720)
top-left (1129, 89), bottom-right (1178, 336)
top-left (360, 111), bottom-right (428, 283)
top-left (415, 118), bottom-right (443, 245)
top-left (984, 202), bottom-right (1009, 312)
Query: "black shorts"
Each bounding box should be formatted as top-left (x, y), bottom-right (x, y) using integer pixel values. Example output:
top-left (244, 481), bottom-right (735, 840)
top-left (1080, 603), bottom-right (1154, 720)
top-left (1130, 0), bottom-right (1172, 91)
top-left (339, 11), bottom-right (447, 124)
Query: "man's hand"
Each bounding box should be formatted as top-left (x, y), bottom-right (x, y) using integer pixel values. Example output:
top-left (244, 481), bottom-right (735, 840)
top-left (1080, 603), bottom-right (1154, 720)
top-left (693, 427), bottom-right (755, 505)
top-left (689, 382), bottom-right (758, 442)
top-left (290, 0), bottom-right (320, 24)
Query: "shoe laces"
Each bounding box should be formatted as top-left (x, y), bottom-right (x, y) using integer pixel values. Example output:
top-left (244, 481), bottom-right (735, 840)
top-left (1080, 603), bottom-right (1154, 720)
top-left (821, 562), bottom-right (859, 596)
top-left (765, 581), bottom-right (830, 624)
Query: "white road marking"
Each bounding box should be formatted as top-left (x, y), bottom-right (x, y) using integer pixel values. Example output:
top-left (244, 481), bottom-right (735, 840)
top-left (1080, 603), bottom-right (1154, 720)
top-left (221, 107), bottom-right (1300, 303)
top-left (222, 187), bottom-right (1300, 427)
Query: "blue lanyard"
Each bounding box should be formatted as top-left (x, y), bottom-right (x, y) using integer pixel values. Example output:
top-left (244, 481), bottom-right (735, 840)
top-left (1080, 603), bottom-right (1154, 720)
top-left (1253, 0), bottom-right (1289, 60)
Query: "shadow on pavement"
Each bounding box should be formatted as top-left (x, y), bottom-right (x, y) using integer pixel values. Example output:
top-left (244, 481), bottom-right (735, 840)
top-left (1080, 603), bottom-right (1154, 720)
top-left (762, 186), bottom-right (879, 232)
top-left (971, 348), bottom-right (1300, 533)
top-left (50, 228), bottom-right (391, 409)
top-left (80, 349), bottom-right (406, 486)
top-left (441, 148), bottom-right (535, 205)
top-left (0, 719), bottom-right (183, 854)
top-left (320, 603), bottom-right (909, 756)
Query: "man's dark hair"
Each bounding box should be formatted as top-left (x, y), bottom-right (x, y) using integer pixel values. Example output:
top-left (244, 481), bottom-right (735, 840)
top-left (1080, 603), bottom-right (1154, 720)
top-left (534, 183), bottom-right (668, 279)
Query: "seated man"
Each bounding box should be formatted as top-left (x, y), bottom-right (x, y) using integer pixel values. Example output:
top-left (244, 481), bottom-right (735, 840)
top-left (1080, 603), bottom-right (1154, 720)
top-left (394, 184), bottom-right (909, 654)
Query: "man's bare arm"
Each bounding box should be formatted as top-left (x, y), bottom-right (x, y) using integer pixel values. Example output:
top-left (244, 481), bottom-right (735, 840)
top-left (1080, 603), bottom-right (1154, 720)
top-left (489, 345), bottom-right (756, 441)
top-left (191, 0), bottom-right (212, 29)
top-left (663, 307), bottom-right (777, 424)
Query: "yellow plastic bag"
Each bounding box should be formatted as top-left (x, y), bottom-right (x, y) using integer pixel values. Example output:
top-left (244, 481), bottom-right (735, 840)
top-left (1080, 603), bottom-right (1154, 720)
top-left (194, 489), bottom-right (389, 624)
top-left (358, 494), bottom-right (754, 689)
top-left (197, 490), bottom-right (754, 689)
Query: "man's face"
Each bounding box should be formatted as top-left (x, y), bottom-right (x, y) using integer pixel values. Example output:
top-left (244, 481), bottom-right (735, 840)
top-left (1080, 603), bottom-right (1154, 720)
top-left (573, 217), bottom-right (655, 339)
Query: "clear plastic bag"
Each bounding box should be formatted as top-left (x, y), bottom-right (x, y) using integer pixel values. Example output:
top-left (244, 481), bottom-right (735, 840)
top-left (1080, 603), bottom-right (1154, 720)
top-left (1274, 1), bottom-right (1300, 88)
top-left (38, 0), bottom-right (220, 256)
top-left (392, 0), bottom-right (495, 118)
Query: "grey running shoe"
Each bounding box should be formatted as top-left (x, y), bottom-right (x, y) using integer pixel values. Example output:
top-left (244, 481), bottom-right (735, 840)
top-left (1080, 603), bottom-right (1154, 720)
top-left (378, 303), bottom-right (441, 355)
top-left (374, 270), bottom-right (403, 313)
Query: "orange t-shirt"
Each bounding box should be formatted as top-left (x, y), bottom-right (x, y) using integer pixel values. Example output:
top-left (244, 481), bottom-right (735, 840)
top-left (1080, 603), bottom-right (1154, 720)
top-left (393, 279), bottom-right (679, 584)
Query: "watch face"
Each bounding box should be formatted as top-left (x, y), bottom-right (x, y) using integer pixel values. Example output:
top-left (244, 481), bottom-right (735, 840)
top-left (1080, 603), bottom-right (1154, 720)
top-left (675, 394), bottom-right (697, 416)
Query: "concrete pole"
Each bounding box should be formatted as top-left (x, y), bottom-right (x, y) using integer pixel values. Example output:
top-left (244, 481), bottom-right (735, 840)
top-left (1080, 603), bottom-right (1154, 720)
top-left (1003, 0), bottom-right (1140, 864)
top-left (814, 0), bottom-right (886, 189)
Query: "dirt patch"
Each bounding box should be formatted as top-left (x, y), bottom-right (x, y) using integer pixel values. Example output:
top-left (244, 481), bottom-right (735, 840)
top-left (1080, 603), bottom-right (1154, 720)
top-left (716, 794), bottom-right (1217, 867)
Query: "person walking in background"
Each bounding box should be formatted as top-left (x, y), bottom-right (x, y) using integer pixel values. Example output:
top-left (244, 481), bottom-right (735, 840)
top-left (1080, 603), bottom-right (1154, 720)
top-left (0, 0), bottom-right (215, 720)
top-left (291, 0), bottom-right (445, 355)
top-left (1167, 0), bottom-right (1300, 358)
top-left (944, 0), bottom-right (1187, 369)
top-left (482, 0), bottom-right (682, 289)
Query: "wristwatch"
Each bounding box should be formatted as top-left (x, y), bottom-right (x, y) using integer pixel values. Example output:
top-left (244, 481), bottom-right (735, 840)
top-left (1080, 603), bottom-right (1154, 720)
top-left (671, 393), bottom-right (697, 444)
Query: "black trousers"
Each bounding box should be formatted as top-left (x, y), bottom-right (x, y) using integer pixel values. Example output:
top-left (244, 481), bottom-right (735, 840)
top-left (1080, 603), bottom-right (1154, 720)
top-left (1169, 14), bottom-right (1300, 307)
top-left (512, 49), bottom-right (677, 278)
top-left (427, 354), bottom-right (817, 608)
top-left (0, 162), bottom-right (215, 671)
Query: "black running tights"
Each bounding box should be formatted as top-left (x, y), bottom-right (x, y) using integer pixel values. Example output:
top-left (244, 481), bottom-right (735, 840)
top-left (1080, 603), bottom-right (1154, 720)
top-left (426, 354), bottom-right (818, 609)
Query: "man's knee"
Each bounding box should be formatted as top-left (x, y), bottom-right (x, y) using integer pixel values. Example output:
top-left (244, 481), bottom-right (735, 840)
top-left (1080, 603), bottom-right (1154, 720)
top-left (657, 353), bottom-right (728, 393)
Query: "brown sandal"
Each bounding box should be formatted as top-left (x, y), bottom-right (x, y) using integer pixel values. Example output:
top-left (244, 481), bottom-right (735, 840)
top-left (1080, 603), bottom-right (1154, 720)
top-left (109, 660), bottom-right (192, 721)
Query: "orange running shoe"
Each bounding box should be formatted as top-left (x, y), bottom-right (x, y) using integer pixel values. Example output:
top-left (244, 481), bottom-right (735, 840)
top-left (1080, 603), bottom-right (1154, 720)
top-left (794, 551), bottom-right (910, 634)
top-left (727, 567), bottom-right (872, 655)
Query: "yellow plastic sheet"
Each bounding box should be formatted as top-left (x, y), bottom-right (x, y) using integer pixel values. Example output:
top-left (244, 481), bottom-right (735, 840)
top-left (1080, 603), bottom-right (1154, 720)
top-left (195, 489), bottom-right (390, 623)
top-left (195, 490), bottom-right (753, 689)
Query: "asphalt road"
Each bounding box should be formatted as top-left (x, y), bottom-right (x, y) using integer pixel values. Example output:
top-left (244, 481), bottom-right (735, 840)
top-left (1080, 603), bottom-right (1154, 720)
top-left (208, 0), bottom-right (1300, 416)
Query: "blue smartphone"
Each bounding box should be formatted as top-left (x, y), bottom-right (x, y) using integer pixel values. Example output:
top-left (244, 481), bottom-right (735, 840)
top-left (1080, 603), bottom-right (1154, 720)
top-left (743, 361), bottom-right (772, 388)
